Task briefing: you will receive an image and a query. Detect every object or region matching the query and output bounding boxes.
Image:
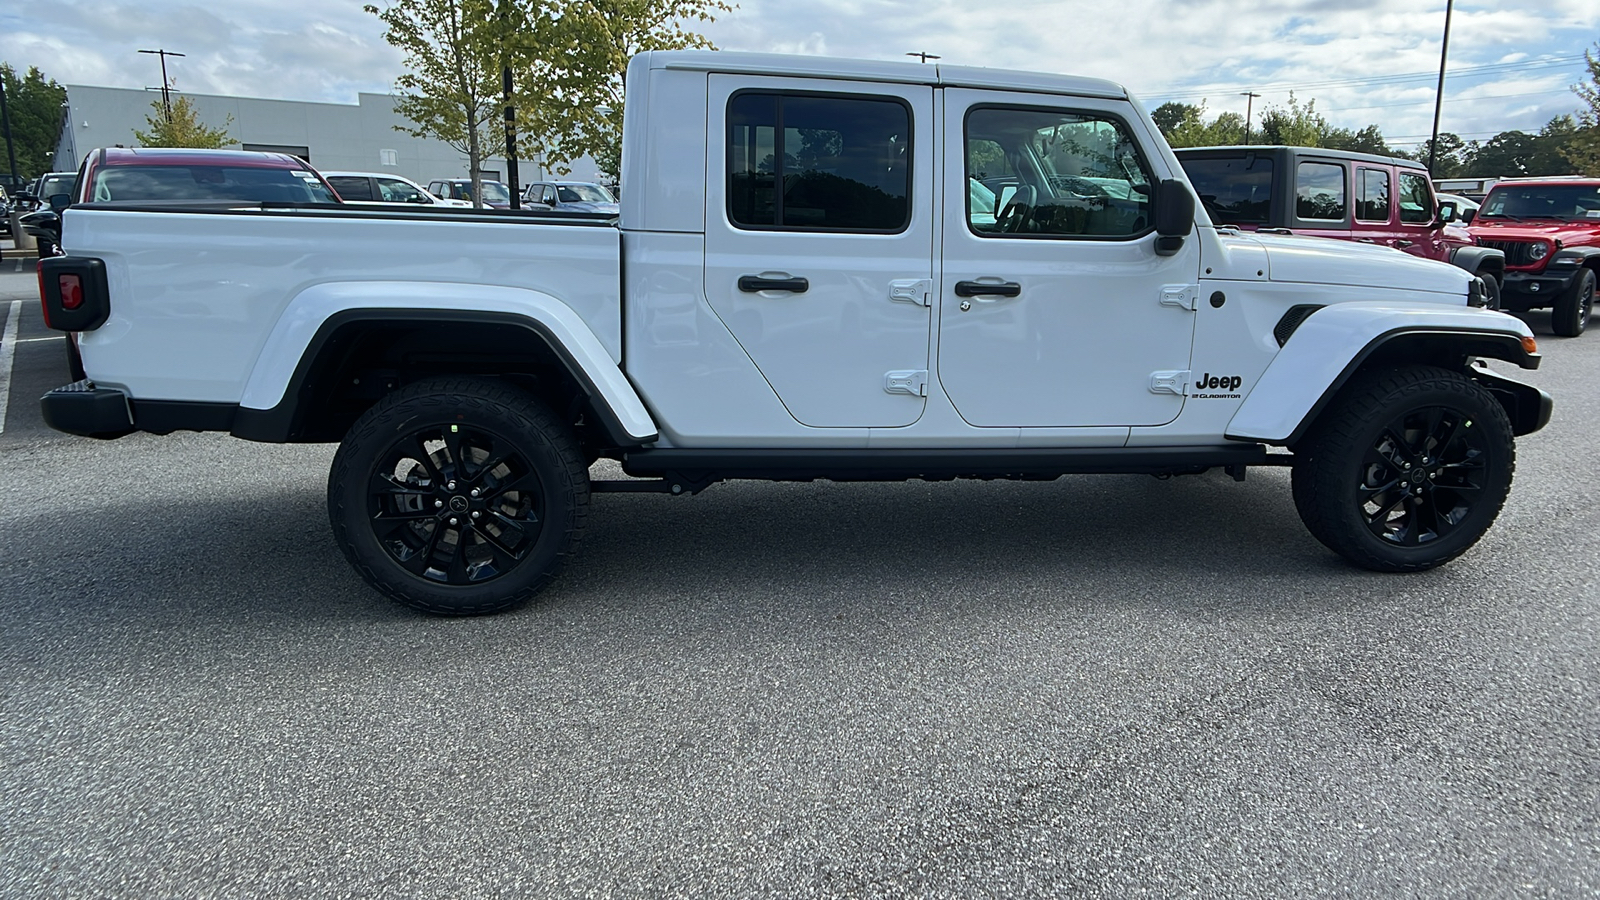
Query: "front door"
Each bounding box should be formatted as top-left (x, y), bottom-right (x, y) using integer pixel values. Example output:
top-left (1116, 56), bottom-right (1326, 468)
top-left (937, 89), bottom-right (1200, 427)
top-left (703, 75), bottom-right (935, 428)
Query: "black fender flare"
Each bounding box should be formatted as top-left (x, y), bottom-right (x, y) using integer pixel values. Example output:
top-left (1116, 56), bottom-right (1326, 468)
top-left (1448, 245), bottom-right (1505, 282)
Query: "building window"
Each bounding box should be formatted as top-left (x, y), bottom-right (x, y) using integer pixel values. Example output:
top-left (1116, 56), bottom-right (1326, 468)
top-left (380, 149), bottom-right (399, 167)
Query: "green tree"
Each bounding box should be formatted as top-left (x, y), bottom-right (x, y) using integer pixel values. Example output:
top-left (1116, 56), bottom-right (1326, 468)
top-left (1412, 133), bottom-right (1467, 177)
top-left (367, 0), bottom-right (507, 207)
top-left (1568, 42), bottom-right (1600, 175)
top-left (526, 0), bottom-right (733, 181)
top-left (1150, 101), bottom-right (1198, 139)
top-left (1462, 130), bottom-right (1540, 177)
top-left (1161, 102), bottom-right (1246, 148)
top-left (132, 95), bottom-right (237, 149)
top-left (1258, 93), bottom-right (1329, 147)
top-left (0, 64), bottom-right (68, 182)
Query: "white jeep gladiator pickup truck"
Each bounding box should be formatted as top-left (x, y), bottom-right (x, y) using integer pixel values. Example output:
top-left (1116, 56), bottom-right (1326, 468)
top-left (39, 52), bottom-right (1551, 615)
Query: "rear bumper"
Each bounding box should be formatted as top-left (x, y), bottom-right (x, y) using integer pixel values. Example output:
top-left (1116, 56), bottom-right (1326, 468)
top-left (39, 380), bottom-right (135, 439)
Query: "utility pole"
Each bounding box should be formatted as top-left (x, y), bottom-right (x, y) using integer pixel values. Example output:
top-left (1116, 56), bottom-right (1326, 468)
top-left (905, 52), bottom-right (941, 64)
top-left (1241, 91), bottom-right (1261, 145)
top-left (138, 49), bottom-right (186, 119)
top-left (0, 71), bottom-right (19, 188)
top-left (1427, 0), bottom-right (1455, 177)
top-left (499, 1), bottom-right (520, 209)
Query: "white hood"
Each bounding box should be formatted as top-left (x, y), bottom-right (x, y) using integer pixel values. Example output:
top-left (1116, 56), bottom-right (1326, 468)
top-left (1246, 232), bottom-right (1469, 297)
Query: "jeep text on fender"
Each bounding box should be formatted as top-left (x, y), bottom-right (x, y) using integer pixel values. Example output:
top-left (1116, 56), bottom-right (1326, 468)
top-left (39, 52), bottom-right (1552, 615)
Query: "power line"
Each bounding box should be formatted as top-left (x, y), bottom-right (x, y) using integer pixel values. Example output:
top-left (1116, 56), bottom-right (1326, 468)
top-left (1321, 88), bottom-right (1576, 114)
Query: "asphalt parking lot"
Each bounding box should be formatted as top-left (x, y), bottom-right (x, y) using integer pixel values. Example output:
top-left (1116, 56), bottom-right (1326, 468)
top-left (0, 262), bottom-right (1596, 898)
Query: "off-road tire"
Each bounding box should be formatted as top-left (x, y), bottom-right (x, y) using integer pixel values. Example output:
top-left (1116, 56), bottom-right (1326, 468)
top-left (1476, 270), bottom-right (1502, 311)
top-left (328, 377), bottom-right (589, 615)
top-left (1292, 365), bottom-right (1514, 572)
top-left (1551, 267), bottom-right (1595, 338)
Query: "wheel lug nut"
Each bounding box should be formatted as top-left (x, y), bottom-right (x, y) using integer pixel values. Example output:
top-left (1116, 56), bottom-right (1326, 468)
top-left (434, 500), bottom-right (443, 508)
top-left (449, 517), bottom-right (458, 525)
top-left (471, 511), bottom-right (480, 519)
top-left (470, 488), bottom-right (480, 497)
top-left (447, 481), bottom-right (457, 491)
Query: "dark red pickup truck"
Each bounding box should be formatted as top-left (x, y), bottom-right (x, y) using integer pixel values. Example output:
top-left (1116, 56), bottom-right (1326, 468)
top-left (1176, 145), bottom-right (1505, 305)
top-left (1468, 178), bottom-right (1600, 337)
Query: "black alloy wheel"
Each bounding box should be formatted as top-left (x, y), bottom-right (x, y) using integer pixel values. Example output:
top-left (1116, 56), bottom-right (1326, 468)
top-left (1353, 406), bottom-right (1488, 547)
top-left (1292, 365), bottom-right (1514, 572)
top-left (367, 422), bottom-right (544, 586)
top-left (329, 377), bottom-right (588, 615)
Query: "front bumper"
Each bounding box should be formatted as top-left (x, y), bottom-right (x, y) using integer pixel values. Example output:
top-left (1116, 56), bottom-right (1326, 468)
top-left (39, 380), bottom-right (135, 439)
top-left (1502, 265), bottom-right (1582, 305)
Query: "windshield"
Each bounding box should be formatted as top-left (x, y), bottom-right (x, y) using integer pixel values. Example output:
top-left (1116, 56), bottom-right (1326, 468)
top-left (1180, 156), bottom-right (1274, 224)
top-left (1479, 184), bottom-right (1600, 221)
top-left (91, 165), bottom-right (337, 203)
top-left (459, 181), bottom-right (511, 204)
top-left (556, 183), bottom-right (614, 203)
top-left (39, 174), bottom-right (75, 199)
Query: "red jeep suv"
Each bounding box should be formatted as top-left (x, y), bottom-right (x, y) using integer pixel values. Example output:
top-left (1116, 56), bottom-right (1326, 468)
top-left (1468, 178), bottom-right (1600, 336)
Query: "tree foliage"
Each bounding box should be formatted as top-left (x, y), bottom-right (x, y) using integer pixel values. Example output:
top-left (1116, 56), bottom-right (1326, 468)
top-left (0, 64), bottom-right (67, 181)
top-left (1569, 41), bottom-right (1600, 175)
top-left (520, 0), bottom-right (733, 181)
top-left (367, 0), bottom-right (506, 207)
top-left (132, 95), bottom-right (237, 149)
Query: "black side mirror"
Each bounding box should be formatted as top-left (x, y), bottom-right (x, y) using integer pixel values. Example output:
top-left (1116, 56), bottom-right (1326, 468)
top-left (1461, 208), bottom-right (1476, 225)
top-left (14, 191), bottom-right (35, 203)
top-left (1436, 201), bottom-right (1457, 224)
top-left (1154, 179), bottom-right (1194, 256)
top-left (48, 193), bottom-right (70, 212)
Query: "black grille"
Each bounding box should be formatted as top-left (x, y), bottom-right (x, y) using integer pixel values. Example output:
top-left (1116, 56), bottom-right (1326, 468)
top-left (1274, 305), bottom-right (1324, 346)
top-left (1478, 240), bottom-right (1541, 267)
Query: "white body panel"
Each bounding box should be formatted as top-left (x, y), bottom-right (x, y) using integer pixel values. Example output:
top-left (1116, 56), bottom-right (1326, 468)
top-left (65, 207), bottom-right (624, 400)
top-left (1225, 301), bottom-right (1533, 442)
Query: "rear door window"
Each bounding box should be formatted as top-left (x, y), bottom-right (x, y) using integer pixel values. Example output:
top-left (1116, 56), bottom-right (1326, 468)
top-left (1356, 167), bottom-right (1391, 222)
top-left (727, 91), bottom-right (912, 232)
top-left (327, 176), bottom-right (375, 201)
top-left (376, 178), bottom-right (426, 202)
top-left (1296, 162), bottom-right (1346, 221)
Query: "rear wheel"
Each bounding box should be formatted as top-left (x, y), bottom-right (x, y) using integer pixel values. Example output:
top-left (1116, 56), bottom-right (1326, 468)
top-left (328, 377), bottom-right (589, 615)
top-left (1551, 267), bottom-right (1595, 337)
top-left (1292, 365), bottom-right (1514, 572)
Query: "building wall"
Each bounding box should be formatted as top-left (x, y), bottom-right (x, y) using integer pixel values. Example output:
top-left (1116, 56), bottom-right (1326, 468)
top-left (52, 85), bottom-right (602, 186)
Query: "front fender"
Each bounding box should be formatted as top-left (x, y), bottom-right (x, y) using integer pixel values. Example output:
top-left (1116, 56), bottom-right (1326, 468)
top-left (1225, 302), bottom-right (1536, 444)
top-left (235, 281), bottom-right (657, 443)
top-left (1448, 244), bottom-right (1505, 280)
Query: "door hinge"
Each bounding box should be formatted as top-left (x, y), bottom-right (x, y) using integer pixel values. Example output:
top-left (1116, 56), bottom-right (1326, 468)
top-left (1159, 284), bottom-right (1199, 311)
top-left (889, 278), bottom-right (933, 307)
top-left (1149, 370), bottom-right (1191, 395)
top-left (884, 369), bottom-right (929, 397)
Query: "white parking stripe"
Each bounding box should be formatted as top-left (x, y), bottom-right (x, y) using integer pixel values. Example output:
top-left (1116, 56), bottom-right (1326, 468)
top-left (0, 299), bottom-right (20, 434)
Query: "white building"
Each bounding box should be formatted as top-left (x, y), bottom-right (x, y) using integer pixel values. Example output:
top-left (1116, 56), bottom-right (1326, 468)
top-left (51, 85), bottom-right (602, 187)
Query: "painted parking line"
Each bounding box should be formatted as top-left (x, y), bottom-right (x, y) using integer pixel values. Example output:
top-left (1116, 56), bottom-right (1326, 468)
top-left (0, 299), bottom-right (20, 434)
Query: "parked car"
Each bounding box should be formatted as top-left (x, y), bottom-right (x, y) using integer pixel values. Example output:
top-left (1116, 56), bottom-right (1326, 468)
top-left (427, 178), bottom-right (514, 208)
top-left (1467, 178), bottom-right (1600, 336)
top-left (1175, 146), bottom-right (1505, 307)
top-left (522, 181), bottom-right (620, 214)
top-left (322, 171), bottom-right (471, 207)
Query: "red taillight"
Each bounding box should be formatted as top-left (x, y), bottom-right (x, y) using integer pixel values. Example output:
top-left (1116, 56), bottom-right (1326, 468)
top-left (59, 274), bottom-right (84, 310)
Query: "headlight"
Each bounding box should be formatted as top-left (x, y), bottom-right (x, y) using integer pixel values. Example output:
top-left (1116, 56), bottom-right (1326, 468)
top-left (1529, 242), bottom-right (1549, 261)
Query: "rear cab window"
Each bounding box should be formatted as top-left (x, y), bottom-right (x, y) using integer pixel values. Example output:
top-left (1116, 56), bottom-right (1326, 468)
top-left (1182, 155), bottom-right (1274, 225)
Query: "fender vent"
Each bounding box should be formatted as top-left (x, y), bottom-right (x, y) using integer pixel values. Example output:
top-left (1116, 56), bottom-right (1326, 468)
top-left (1274, 304), bottom-right (1324, 346)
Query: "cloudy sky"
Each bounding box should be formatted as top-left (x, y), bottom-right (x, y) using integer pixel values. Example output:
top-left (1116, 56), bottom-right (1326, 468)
top-left (3, 0), bottom-right (1597, 151)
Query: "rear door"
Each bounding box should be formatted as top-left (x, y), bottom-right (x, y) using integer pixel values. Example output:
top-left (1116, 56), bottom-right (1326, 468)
top-left (703, 76), bottom-right (935, 428)
top-left (1353, 164), bottom-right (1396, 248)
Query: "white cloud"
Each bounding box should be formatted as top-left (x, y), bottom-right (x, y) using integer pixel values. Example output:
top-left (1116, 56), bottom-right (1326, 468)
top-left (2, 0), bottom-right (1596, 147)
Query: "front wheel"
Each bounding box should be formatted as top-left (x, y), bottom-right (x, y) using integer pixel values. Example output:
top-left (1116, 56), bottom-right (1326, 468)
top-left (1551, 268), bottom-right (1595, 337)
top-left (328, 377), bottom-right (589, 615)
top-left (1291, 365), bottom-right (1514, 572)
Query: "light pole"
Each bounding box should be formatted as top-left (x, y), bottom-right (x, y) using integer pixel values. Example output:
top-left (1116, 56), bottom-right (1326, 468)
top-left (1427, 0), bottom-right (1455, 177)
top-left (138, 49), bottom-right (185, 119)
top-left (905, 52), bottom-right (941, 64)
top-left (1240, 91), bottom-right (1261, 145)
